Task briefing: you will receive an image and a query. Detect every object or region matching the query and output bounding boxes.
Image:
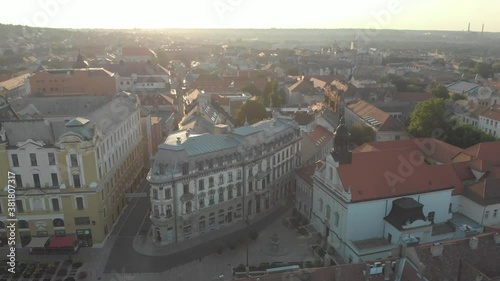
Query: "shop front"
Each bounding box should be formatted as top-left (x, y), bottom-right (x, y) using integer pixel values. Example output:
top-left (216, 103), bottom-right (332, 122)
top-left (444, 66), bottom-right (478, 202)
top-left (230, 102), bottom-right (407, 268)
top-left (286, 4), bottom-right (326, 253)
top-left (76, 229), bottom-right (93, 247)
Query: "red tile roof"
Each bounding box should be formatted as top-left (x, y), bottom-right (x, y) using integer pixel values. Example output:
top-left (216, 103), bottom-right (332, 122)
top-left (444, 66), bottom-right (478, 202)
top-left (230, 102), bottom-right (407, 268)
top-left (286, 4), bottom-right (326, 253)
top-left (308, 125), bottom-right (334, 149)
top-left (347, 100), bottom-right (405, 131)
top-left (353, 138), bottom-right (462, 164)
top-left (338, 148), bottom-right (462, 202)
top-left (480, 105), bottom-right (500, 121)
top-left (458, 142), bottom-right (500, 172)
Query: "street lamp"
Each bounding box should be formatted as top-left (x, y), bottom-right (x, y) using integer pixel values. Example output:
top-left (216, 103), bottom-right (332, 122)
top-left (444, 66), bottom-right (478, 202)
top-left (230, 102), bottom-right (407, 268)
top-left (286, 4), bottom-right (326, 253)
top-left (245, 217), bottom-right (250, 272)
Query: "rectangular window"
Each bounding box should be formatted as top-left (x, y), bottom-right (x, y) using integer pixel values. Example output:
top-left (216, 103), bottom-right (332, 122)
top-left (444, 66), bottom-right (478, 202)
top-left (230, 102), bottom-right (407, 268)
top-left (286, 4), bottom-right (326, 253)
top-left (237, 170), bottom-right (242, 180)
top-left (165, 188), bottom-right (171, 199)
top-left (209, 193), bottom-right (215, 205)
top-left (485, 211), bottom-right (490, 219)
top-left (48, 153), bottom-right (56, 165)
top-left (76, 197), bottom-right (84, 210)
top-left (74, 217), bottom-right (90, 225)
top-left (16, 200), bottom-right (24, 213)
top-left (30, 153), bottom-right (38, 166)
top-left (166, 205), bottom-right (172, 217)
top-left (33, 174), bottom-right (41, 188)
top-left (182, 163), bottom-right (189, 175)
top-left (197, 162), bottom-right (203, 171)
top-left (218, 189), bottom-right (224, 203)
top-left (199, 197), bottom-right (205, 208)
top-left (11, 154), bottom-right (19, 167)
top-left (228, 172), bottom-right (233, 182)
top-left (73, 175), bottom-right (81, 188)
top-left (198, 179), bottom-right (204, 190)
top-left (208, 159), bottom-right (214, 169)
top-left (249, 181), bottom-right (253, 192)
top-left (183, 184), bottom-right (189, 194)
top-left (494, 209), bottom-right (498, 218)
top-left (52, 198), bottom-right (60, 211)
top-left (219, 174), bottom-right (224, 184)
top-left (152, 189), bottom-right (158, 200)
top-left (15, 175), bottom-right (22, 187)
top-left (70, 154), bottom-right (78, 167)
top-left (51, 173), bottom-right (59, 187)
top-left (209, 177), bottom-right (214, 187)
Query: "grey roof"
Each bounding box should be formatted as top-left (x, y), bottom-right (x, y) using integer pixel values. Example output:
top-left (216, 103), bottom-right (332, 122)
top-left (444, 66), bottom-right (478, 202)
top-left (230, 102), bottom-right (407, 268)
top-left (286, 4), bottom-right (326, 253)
top-left (3, 120), bottom-right (56, 145)
top-left (446, 81), bottom-right (481, 94)
top-left (10, 96), bottom-right (111, 118)
top-left (159, 133), bottom-right (240, 156)
top-left (85, 92), bottom-right (138, 134)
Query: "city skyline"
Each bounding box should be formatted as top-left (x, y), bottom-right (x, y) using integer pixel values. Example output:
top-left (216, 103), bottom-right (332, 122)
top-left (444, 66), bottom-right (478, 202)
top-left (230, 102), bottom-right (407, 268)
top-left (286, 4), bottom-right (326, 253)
top-left (2, 0), bottom-right (500, 32)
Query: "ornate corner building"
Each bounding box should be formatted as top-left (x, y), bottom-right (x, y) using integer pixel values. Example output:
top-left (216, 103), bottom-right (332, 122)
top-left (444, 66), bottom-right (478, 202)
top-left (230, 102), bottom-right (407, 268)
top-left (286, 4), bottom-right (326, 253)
top-left (147, 117), bottom-right (302, 245)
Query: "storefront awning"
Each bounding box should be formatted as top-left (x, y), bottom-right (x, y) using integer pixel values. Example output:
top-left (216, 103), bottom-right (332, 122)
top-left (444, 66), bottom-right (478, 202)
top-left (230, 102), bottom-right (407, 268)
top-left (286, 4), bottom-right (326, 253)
top-left (26, 237), bottom-right (50, 248)
top-left (48, 235), bottom-right (76, 248)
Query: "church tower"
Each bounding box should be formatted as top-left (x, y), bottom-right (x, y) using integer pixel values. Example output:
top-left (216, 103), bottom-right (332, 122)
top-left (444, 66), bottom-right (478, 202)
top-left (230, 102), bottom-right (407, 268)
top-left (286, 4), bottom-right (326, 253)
top-left (331, 116), bottom-right (352, 165)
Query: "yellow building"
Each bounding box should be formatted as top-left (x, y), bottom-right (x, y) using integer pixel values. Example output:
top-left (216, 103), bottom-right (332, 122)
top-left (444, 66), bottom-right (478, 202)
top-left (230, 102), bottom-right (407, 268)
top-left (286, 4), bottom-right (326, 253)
top-left (0, 92), bottom-right (146, 248)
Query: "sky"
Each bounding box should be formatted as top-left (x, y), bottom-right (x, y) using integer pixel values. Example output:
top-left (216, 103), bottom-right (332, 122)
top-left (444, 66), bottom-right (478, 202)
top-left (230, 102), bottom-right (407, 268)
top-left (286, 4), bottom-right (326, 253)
top-left (3, 0), bottom-right (500, 32)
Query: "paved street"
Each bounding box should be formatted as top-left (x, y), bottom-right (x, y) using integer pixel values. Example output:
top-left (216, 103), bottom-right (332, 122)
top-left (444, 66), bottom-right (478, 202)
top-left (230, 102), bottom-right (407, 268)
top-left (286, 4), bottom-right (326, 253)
top-left (104, 196), bottom-right (293, 273)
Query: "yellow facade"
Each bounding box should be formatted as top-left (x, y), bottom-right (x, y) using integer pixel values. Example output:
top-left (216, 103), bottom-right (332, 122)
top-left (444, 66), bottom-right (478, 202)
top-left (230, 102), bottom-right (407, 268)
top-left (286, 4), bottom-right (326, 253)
top-left (0, 125), bottom-right (145, 248)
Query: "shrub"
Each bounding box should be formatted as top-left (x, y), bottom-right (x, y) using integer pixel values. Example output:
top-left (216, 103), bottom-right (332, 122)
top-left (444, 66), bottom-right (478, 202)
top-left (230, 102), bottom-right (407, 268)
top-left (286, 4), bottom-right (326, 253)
top-left (249, 230), bottom-right (259, 240)
top-left (78, 271), bottom-right (88, 280)
top-left (46, 264), bottom-right (57, 274)
top-left (57, 268), bottom-right (68, 277)
top-left (216, 246), bottom-right (224, 255)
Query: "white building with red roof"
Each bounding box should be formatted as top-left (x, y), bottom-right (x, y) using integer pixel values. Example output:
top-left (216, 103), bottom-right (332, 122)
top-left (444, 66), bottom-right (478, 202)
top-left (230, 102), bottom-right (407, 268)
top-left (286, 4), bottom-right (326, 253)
top-left (311, 123), bottom-right (500, 263)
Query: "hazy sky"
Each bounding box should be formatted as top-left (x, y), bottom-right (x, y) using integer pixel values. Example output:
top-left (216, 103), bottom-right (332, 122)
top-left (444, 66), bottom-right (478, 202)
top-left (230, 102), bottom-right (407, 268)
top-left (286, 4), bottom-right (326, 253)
top-left (3, 0), bottom-right (500, 32)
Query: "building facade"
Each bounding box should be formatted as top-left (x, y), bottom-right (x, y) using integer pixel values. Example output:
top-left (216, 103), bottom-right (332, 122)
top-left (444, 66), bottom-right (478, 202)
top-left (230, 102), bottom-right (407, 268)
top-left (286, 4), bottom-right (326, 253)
top-left (147, 117), bottom-right (302, 245)
top-left (0, 92), bottom-right (143, 247)
top-left (29, 68), bottom-right (117, 96)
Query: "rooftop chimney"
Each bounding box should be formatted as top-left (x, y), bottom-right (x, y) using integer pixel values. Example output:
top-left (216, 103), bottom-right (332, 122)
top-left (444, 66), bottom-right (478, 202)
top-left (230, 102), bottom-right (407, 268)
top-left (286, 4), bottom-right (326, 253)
top-left (494, 233), bottom-right (500, 244)
top-left (469, 237), bottom-right (479, 250)
top-left (430, 242), bottom-right (443, 257)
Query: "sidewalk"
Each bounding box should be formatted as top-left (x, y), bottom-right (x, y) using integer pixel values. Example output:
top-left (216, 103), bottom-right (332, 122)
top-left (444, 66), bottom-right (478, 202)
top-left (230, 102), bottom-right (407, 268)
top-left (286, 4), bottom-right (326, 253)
top-left (133, 202), bottom-right (292, 257)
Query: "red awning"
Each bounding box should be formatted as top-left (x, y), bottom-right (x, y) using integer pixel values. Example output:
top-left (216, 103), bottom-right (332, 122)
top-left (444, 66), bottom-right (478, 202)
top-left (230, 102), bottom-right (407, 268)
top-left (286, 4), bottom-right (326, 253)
top-left (48, 235), bottom-right (76, 248)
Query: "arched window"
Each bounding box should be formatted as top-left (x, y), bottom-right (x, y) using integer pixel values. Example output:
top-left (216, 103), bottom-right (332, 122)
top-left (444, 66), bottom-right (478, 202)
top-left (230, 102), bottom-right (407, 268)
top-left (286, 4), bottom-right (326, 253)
top-left (218, 209), bottom-right (225, 225)
top-left (326, 205), bottom-right (331, 220)
top-left (209, 212), bottom-right (215, 226)
top-left (199, 216), bottom-right (206, 232)
top-left (319, 198), bottom-right (323, 212)
top-left (18, 220), bottom-right (29, 229)
top-left (334, 212), bottom-right (340, 227)
top-left (236, 203), bottom-right (242, 218)
top-left (53, 219), bottom-right (64, 227)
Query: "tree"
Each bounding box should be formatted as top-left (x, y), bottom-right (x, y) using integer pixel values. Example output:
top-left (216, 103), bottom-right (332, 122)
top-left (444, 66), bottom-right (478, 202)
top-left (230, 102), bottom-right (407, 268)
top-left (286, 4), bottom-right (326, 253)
top-left (431, 85), bottom-right (450, 99)
top-left (493, 62), bottom-right (500, 74)
top-left (474, 62), bottom-right (493, 78)
top-left (447, 125), bottom-right (498, 148)
top-left (236, 100), bottom-right (268, 126)
top-left (407, 99), bottom-right (454, 138)
top-left (287, 67), bottom-right (300, 76)
top-left (350, 123), bottom-right (375, 145)
top-left (241, 84), bottom-right (262, 98)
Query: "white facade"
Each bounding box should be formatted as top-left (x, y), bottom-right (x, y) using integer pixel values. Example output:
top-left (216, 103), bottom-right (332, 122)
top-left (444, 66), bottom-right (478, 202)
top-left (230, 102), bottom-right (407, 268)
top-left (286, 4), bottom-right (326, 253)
top-left (312, 153), bottom-right (455, 263)
top-left (478, 115), bottom-right (500, 137)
